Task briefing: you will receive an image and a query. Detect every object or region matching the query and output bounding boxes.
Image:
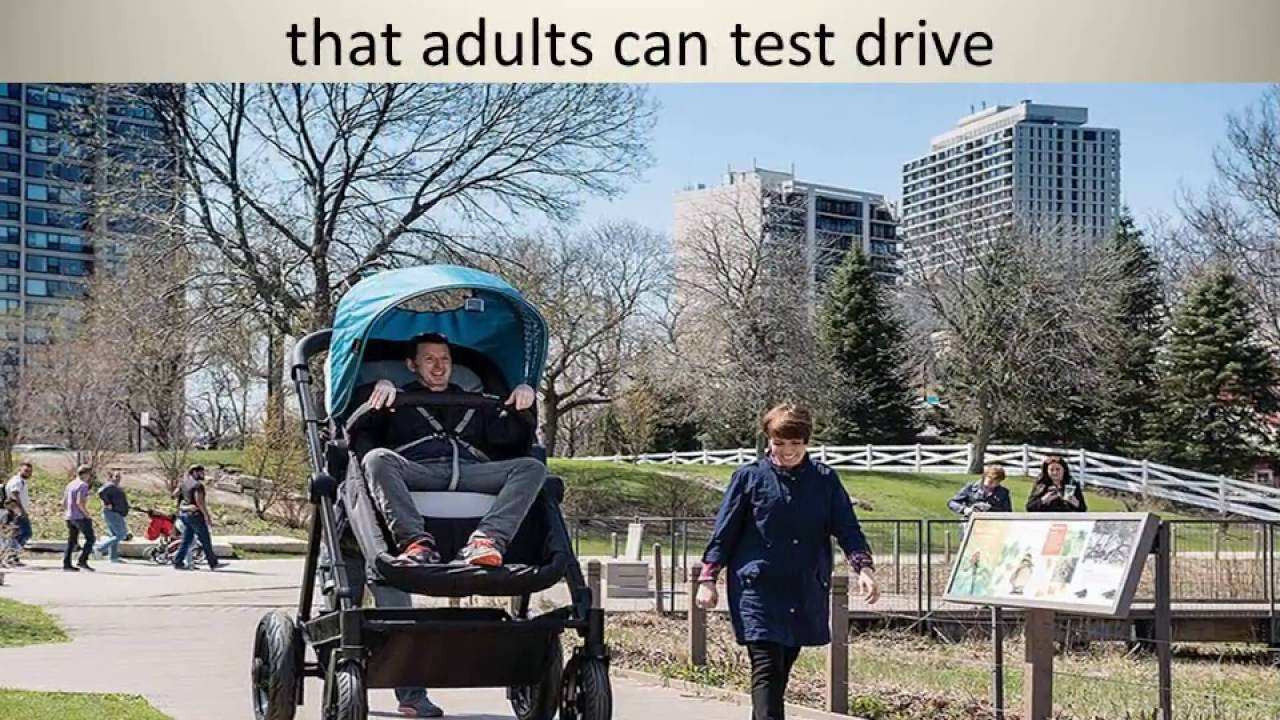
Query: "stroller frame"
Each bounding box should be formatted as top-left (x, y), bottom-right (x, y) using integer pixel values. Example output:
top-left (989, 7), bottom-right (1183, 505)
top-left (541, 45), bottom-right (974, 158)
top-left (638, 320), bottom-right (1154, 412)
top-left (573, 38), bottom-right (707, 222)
top-left (250, 329), bottom-right (610, 720)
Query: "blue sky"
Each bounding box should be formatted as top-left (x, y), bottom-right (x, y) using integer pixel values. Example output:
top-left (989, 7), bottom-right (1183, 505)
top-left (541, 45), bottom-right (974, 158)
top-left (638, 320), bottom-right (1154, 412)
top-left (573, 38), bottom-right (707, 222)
top-left (577, 84), bottom-right (1271, 233)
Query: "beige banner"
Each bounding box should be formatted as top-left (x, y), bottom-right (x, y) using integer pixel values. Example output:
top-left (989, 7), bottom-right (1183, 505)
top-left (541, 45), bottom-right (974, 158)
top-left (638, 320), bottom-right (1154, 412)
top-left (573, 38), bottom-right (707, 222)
top-left (0, 0), bottom-right (1277, 81)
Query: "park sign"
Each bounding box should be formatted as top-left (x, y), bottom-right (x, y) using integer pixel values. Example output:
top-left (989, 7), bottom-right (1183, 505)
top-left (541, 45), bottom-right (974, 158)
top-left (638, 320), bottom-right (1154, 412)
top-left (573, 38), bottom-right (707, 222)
top-left (943, 513), bottom-right (1160, 618)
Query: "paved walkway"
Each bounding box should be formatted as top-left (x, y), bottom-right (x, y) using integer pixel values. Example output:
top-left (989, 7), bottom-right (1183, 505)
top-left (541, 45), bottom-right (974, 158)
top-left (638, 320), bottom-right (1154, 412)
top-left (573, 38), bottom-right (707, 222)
top-left (0, 559), bottom-right (754, 720)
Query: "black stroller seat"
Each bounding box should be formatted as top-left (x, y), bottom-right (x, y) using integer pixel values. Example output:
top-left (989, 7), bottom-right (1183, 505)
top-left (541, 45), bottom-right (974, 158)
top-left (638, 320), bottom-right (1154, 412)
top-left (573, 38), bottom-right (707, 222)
top-left (369, 480), bottom-right (575, 598)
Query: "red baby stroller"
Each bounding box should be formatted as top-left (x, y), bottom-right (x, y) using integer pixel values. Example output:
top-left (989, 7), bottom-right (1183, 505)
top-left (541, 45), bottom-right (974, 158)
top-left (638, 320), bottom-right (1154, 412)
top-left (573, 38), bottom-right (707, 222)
top-left (144, 508), bottom-right (205, 567)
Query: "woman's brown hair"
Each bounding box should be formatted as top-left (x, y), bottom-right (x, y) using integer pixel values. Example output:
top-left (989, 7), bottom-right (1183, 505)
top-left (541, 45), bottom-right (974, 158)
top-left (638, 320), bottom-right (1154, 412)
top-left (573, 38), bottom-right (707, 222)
top-left (761, 403), bottom-right (814, 442)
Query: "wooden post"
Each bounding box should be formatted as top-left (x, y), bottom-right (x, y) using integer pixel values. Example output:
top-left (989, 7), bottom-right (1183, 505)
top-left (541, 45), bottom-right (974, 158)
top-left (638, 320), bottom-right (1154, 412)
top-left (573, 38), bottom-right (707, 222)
top-left (611, 531), bottom-right (619, 558)
top-left (587, 560), bottom-right (602, 610)
top-left (1154, 522), bottom-right (1173, 720)
top-left (864, 444), bottom-right (873, 469)
top-left (688, 563), bottom-right (707, 666)
top-left (653, 543), bottom-right (665, 614)
top-left (1023, 609), bottom-right (1055, 720)
top-left (1021, 445), bottom-right (1030, 476)
top-left (826, 574), bottom-right (850, 715)
top-left (914, 443), bottom-right (922, 472)
top-left (992, 605), bottom-right (1005, 719)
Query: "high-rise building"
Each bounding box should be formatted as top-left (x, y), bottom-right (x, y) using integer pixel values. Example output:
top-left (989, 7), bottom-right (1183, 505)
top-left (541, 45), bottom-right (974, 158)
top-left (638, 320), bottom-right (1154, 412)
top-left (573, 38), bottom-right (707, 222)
top-left (901, 101), bottom-right (1122, 271)
top-left (0, 83), bottom-right (170, 388)
top-left (673, 167), bottom-right (900, 296)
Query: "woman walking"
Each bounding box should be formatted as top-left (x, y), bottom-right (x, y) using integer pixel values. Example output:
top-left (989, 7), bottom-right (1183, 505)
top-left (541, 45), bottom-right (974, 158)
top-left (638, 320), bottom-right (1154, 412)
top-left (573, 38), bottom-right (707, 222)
top-left (695, 403), bottom-right (879, 720)
top-left (1025, 454), bottom-right (1087, 512)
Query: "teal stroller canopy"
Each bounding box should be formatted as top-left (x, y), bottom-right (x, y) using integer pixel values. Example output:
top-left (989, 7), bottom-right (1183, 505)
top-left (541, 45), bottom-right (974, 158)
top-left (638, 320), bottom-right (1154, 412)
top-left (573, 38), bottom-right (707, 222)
top-left (324, 264), bottom-right (549, 417)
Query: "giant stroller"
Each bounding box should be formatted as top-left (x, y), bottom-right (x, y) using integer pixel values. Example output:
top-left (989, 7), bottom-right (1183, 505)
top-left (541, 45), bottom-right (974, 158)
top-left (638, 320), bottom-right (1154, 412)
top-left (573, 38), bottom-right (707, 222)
top-left (251, 265), bottom-right (611, 720)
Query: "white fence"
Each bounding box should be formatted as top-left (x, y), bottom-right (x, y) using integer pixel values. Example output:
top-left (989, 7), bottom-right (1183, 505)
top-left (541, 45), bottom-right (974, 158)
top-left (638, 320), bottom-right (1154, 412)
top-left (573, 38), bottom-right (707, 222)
top-left (585, 444), bottom-right (1280, 522)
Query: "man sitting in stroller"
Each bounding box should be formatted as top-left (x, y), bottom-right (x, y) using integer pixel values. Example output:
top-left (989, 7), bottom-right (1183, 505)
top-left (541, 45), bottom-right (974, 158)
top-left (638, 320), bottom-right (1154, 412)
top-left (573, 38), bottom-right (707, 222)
top-left (351, 332), bottom-right (545, 569)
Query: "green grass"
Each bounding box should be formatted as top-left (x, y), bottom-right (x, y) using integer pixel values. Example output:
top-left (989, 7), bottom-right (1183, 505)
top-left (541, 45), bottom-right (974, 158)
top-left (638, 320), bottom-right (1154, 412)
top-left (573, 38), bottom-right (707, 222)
top-left (0, 690), bottom-right (170, 720)
top-left (185, 449), bottom-right (245, 471)
top-left (549, 459), bottom-right (723, 518)
top-left (0, 597), bottom-right (68, 648)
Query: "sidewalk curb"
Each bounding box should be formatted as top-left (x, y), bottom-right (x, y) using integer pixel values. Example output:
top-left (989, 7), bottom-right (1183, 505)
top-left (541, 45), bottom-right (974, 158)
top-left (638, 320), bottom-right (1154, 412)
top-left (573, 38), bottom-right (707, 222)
top-left (611, 667), bottom-right (866, 720)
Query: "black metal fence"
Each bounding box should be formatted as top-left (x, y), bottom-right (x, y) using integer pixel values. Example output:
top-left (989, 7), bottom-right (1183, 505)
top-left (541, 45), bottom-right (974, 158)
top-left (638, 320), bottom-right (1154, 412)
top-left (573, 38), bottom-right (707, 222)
top-left (567, 516), bottom-right (1280, 618)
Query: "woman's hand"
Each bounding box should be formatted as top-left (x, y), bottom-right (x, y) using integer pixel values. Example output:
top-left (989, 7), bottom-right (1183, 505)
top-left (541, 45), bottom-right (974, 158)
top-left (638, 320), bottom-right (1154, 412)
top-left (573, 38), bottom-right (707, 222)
top-left (695, 581), bottom-right (719, 610)
top-left (858, 569), bottom-right (880, 606)
top-left (370, 379), bottom-right (398, 410)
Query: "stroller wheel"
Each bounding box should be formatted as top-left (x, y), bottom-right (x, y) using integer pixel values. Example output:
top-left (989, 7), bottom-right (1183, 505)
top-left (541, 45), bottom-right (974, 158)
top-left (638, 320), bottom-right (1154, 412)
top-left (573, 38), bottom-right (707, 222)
top-left (560, 655), bottom-right (611, 720)
top-left (191, 546), bottom-right (207, 567)
top-left (148, 546), bottom-right (168, 566)
top-left (327, 660), bottom-right (367, 720)
top-left (251, 610), bottom-right (301, 720)
top-left (510, 636), bottom-right (563, 720)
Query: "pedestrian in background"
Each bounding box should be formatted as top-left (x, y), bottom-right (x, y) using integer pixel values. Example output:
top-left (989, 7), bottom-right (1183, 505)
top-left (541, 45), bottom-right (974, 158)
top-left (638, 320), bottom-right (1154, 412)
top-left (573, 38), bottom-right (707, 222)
top-left (947, 464), bottom-right (1013, 518)
top-left (95, 470), bottom-right (131, 563)
top-left (3, 462), bottom-right (34, 567)
top-left (172, 464), bottom-right (223, 571)
top-left (63, 464), bottom-right (96, 572)
top-left (1026, 454), bottom-right (1087, 512)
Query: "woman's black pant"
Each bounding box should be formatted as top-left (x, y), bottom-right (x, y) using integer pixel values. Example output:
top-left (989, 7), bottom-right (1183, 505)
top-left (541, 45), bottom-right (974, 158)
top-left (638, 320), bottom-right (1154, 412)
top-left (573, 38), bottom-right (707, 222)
top-left (747, 642), bottom-right (801, 720)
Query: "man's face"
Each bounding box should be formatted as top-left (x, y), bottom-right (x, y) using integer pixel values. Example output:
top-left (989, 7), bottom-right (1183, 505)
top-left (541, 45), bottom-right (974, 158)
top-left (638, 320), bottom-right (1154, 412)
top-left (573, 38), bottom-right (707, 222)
top-left (407, 341), bottom-right (452, 391)
top-left (192, 469), bottom-right (204, 482)
top-left (18, 465), bottom-right (31, 479)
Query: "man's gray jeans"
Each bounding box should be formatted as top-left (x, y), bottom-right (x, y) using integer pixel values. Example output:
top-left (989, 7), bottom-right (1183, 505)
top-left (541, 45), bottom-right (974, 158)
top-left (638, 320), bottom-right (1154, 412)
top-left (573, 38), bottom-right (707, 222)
top-left (361, 448), bottom-right (546, 553)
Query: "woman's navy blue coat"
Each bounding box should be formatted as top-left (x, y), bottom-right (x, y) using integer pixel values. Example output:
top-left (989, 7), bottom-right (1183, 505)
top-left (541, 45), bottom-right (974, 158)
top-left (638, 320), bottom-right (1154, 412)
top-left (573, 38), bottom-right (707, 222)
top-left (702, 456), bottom-right (873, 647)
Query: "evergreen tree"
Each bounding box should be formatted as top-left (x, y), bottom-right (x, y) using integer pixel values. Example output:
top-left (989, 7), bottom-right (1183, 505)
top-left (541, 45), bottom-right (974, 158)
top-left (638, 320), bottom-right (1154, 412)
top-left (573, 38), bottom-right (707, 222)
top-left (817, 249), bottom-right (919, 443)
top-left (1098, 213), bottom-right (1164, 452)
top-left (1145, 264), bottom-right (1279, 476)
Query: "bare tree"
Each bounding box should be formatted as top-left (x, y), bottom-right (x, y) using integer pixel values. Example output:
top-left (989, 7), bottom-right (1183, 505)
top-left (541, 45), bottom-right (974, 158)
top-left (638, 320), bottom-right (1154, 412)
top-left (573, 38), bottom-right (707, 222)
top-left (1178, 85), bottom-right (1280, 343)
top-left (672, 182), bottom-right (827, 446)
top-left (903, 216), bottom-right (1131, 472)
top-left (240, 404), bottom-right (309, 526)
top-left (188, 312), bottom-right (267, 448)
top-left (491, 222), bottom-right (668, 456)
top-left (92, 84), bottom-right (655, 410)
top-left (18, 326), bottom-right (126, 471)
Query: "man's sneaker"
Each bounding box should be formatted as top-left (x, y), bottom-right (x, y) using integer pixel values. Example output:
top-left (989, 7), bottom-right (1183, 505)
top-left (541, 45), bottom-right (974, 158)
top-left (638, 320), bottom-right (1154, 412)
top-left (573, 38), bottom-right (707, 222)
top-left (77, 563), bottom-right (95, 572)
top-left (456, 534), bottom-right (502, 567)
top-left (398, 695), bottom-right (444, 718)
top-left (63, 565), bottom-right (79, 572)
top-left (391, 536), bottom-right (441, 567)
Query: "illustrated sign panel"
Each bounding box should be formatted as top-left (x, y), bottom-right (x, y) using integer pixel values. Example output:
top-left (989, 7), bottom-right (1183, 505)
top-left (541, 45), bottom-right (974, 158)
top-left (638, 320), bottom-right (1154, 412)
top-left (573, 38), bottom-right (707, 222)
top-left (943, 513), bottom-right (1159, 617)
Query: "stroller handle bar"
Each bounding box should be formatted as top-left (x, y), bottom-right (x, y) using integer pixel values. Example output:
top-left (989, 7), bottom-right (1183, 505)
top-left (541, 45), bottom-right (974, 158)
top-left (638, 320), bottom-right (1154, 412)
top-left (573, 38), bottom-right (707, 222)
top-left (344, 390), bottom-right (533, 437)
top-left (291, 329), bottom-right (333, 381)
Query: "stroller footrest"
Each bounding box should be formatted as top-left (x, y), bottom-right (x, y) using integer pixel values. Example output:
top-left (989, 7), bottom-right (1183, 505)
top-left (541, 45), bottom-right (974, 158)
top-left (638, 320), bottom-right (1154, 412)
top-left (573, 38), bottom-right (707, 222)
top-left (375, 553), bottom-right (565, 597)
